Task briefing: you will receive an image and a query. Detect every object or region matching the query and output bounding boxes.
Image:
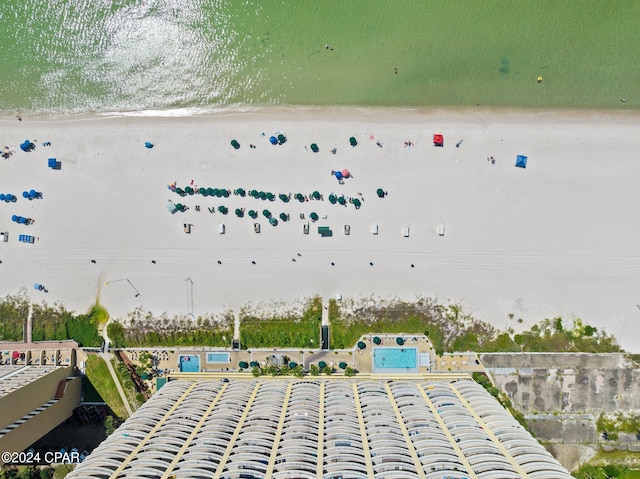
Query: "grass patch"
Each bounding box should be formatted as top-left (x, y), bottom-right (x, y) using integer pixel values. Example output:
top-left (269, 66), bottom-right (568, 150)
top-left (240, 296), bottom-right (322, 348)
top-left (331, 314), bottom-right (432, 350)
top-left (85, 354), bottom-right (128, 419)
top-left (112, 359), bottom-right (146, 411)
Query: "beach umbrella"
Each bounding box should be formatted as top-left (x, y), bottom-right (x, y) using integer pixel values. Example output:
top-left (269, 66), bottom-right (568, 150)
top-left (309, 212), bottom-right (319, 222)
top-left (310, 143), bottom-right (319, 153)
top-left (339, 362), bottom-right (347, 370)
top-left (11, 215), bottom-right (18, 222)
top-left (259, 191), bottom-right (267, 200)
top-left (248, 210), bottom-right (258, 219)
top-left (266, 192), bottom-right (275, 201)
top-left (185, 186), bottom-right (194, 195)
top-left (277, 134), bottom-right (286, 144)
top-left (239, 361), bottom-right (249, 369)
top-left (328, 194), bottom-right (337, 204)
top-left (218, 205), bottom-right (228, 214)
top-left (175, 187), bottom-right (185, 196)
top-left (22, 191), bottom-right (30, 199)
top-left (0, 194), bottom-right (4, 202)
top-left (199, 187), bottom-right (207, 196)
top-left (9, 195), bottom-right (16, 202)
top-left (250, 189), bottom-right (259, 198)
top-left (175, 204), bottom-right (185, 211)
top-left (338, 196), bottom-right (346, 205)
top-left (341, 169), bottom-right (350, 178)
top-left (269, 217), bottom-right (278, 226)
top-left (279, 193), bottom-right (289, 202)
top-left (269, 136), bottom-right (278, 145)
top-left (353, 198), bottom-right (361, 209)
top-left (312, 191), bottom-right (321, 200)
top-left (377, 188), bottom-right (385, 198)
top-left (235, 208), bottom-right (244, 217)
top-left (279, 212), bottom-right (288, 222)
top-left (357, 341), bottom-right (366, 350)
top-left (18, 216), bottom-right (27, 224)
top-left (396, 337), bottom-right (404, 346)
top-left (295, 193), bottom-right (305, 202)
top-left (318, 361), bottom-right (327, 369)
top-left (262, 209), bottom-right (271, 218)
top-left (222, 189), bottom-right (230, 198)
top-left (249, 361), bottom-right (259, 368)
top-left (236, 188), bottom-right (246, 197)
top-left (231, 139), bottom-right (240, 149)
top-left (349, 136), bottom-right (357, 147)
top-left (30, 190), bottom-right (38, 199)
top-left (373, 336), bottom-right (382, 345)
top-left (216, 189), bottom-right (225, 198)
top-left (288, 361), bottom-right (297, 369)
top-left (334, 171), bottom-right (343, 180)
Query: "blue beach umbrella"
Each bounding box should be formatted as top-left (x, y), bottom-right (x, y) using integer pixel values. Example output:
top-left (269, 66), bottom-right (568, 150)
top-left (18, 216), bottom-right (27, 224)
top-left (29, 189), bottom-right (38, 198)
top-left (11, 215), bottom-right (18, 222)
top-left (269, 136), bottom-right (278, 145)
top-left (334, 171), bottom-right (343, 180)
top-left (23, 191), bottom-right (30, 199)
top-left (0, 194), bottom-right (5, 201)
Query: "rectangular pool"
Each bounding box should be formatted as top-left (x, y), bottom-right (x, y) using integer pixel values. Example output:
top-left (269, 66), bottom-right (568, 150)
top-left (206, 352), bottom-right (230, 364)
top-left (179, 354), bottom-right (201, 373)
top-left (372, 347), bottom-right (418, 373)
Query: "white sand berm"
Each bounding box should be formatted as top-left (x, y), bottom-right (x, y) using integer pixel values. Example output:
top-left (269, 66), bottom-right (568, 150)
top-left (1, 107), bottom-right (639, 350)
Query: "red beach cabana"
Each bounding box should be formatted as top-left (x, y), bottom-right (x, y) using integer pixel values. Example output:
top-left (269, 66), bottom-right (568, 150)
top-left (433, 134), bottom-right (444, 147)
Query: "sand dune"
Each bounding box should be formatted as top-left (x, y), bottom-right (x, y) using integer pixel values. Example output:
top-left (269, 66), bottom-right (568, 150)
top-left (0, 108), bottom-right (639, 350)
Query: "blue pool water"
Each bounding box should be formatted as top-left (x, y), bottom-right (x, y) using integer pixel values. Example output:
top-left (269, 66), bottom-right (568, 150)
top-left (179, 354), bottom-right (200, 373)
top-left (373, 348), bottom-right (418, 373)
top-left (206, 352), bottom-right (230, 364)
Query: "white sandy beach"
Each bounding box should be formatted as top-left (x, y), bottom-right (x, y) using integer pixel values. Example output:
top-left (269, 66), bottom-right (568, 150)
top-left (0, 108), bottom-right (639, 350)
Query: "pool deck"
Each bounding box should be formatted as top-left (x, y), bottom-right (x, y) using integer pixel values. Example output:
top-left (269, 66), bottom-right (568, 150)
top-left (120, 334), bottom-right (486, 393)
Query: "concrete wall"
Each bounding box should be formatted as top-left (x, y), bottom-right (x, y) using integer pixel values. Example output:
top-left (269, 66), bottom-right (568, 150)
top-left (0, 376), bottom-right (82, 458)
top-left (0, 366), bottom-right (75, 429)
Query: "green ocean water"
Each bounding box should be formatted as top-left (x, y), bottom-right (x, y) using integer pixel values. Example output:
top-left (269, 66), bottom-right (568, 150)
top-left (1, 0), bottom-right (639, 115)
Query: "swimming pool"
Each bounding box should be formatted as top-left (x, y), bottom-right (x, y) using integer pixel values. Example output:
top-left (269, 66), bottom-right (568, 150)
top-left (372, 348), bottom-right (418, 373)
top-left (206, 352), bottom-right (230, 364)
top-left (179, 354), bottom-right (201, 373)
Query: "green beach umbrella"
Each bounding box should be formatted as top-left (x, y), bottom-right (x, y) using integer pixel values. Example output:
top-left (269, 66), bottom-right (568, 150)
top-left (216, 189), bottom-right (225, 198)
top-left (357, 341), bottom-right (366, 350)
top-left (377, 188), bottom-right (385, 198)
top-left (250, 189), bottom-right (259, 198)
top-left (266, 192), bottom-right (275, 201)
top-left (175, 187), bottom-right (185, 196)
top-left (175, 203), bottom-right (185, 211)
top-left (288, 361), bottom-right (297, 369)
top-left (373, 336), bottom-right (382, 345)
top-left (353, 198), bottom-right (361, 208)
top-left (263, 209), bottom-right (272, 218)
top-left (318, 361), bottom-right (327, 369)
top-left (259, 191), bottom-right (267, 200)
top-left (239, 361), bottom-right (249, 369)
top-left (199, 187), bottom-right (207, 196)
top-left (279, 193), bottom-right (289, 202)
top-left (328, 194), bottom-right (337, 204)
top-left (218, 205), bottom-right (228, 214)
top-left (231, 139), bottom-right (240, 149)
top-left (309, 212), bottom-right (319, 222)
top-left (235, 208), bottom-right (244, 217)
top-left (278, 133), bottom-right (286, 144)
top-left (349, 136), bottom-right (357, 147)
top-left (310, 143), bottom-right (319, 153)
top-left (279, 212), bottom-right (288, 222)
top-left (222, 189), bottom-right (230, 198)
top-left (212, 188), bottom-right (220, 196)
top-left (295, 193), bottom-right (305, 202)
top-left (206, 187), bottom-right (215, 196)
top-left (185, 186), bottom-right (194, 195)
top-left (269, 217), bottom-right (278, 226)
top-left (338, 196), bottom-right (346, 205)
top-left (396, 337), bottom-right (404, 345)
top-left (237, 188), bottom-right (246, 197)
top-left (312, 190), bottom-right (321, 200)
top-left (248, 210), bottom-right (258, 219)
top-left (249, 361), bottom-right (259, 368)
top-left (339, 362), bottom-right (347, 370)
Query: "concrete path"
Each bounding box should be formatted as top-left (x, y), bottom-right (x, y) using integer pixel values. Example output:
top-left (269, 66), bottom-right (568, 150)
top-left (99, 351), bottom-right (133, 417)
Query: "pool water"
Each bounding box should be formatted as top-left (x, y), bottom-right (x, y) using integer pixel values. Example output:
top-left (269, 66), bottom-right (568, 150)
top-left (206, 352), bottom-right (230, 364)
top-left (179, 354), bottom-right (200, 373)
top-left (373, 348), bottom-right (417, 373)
